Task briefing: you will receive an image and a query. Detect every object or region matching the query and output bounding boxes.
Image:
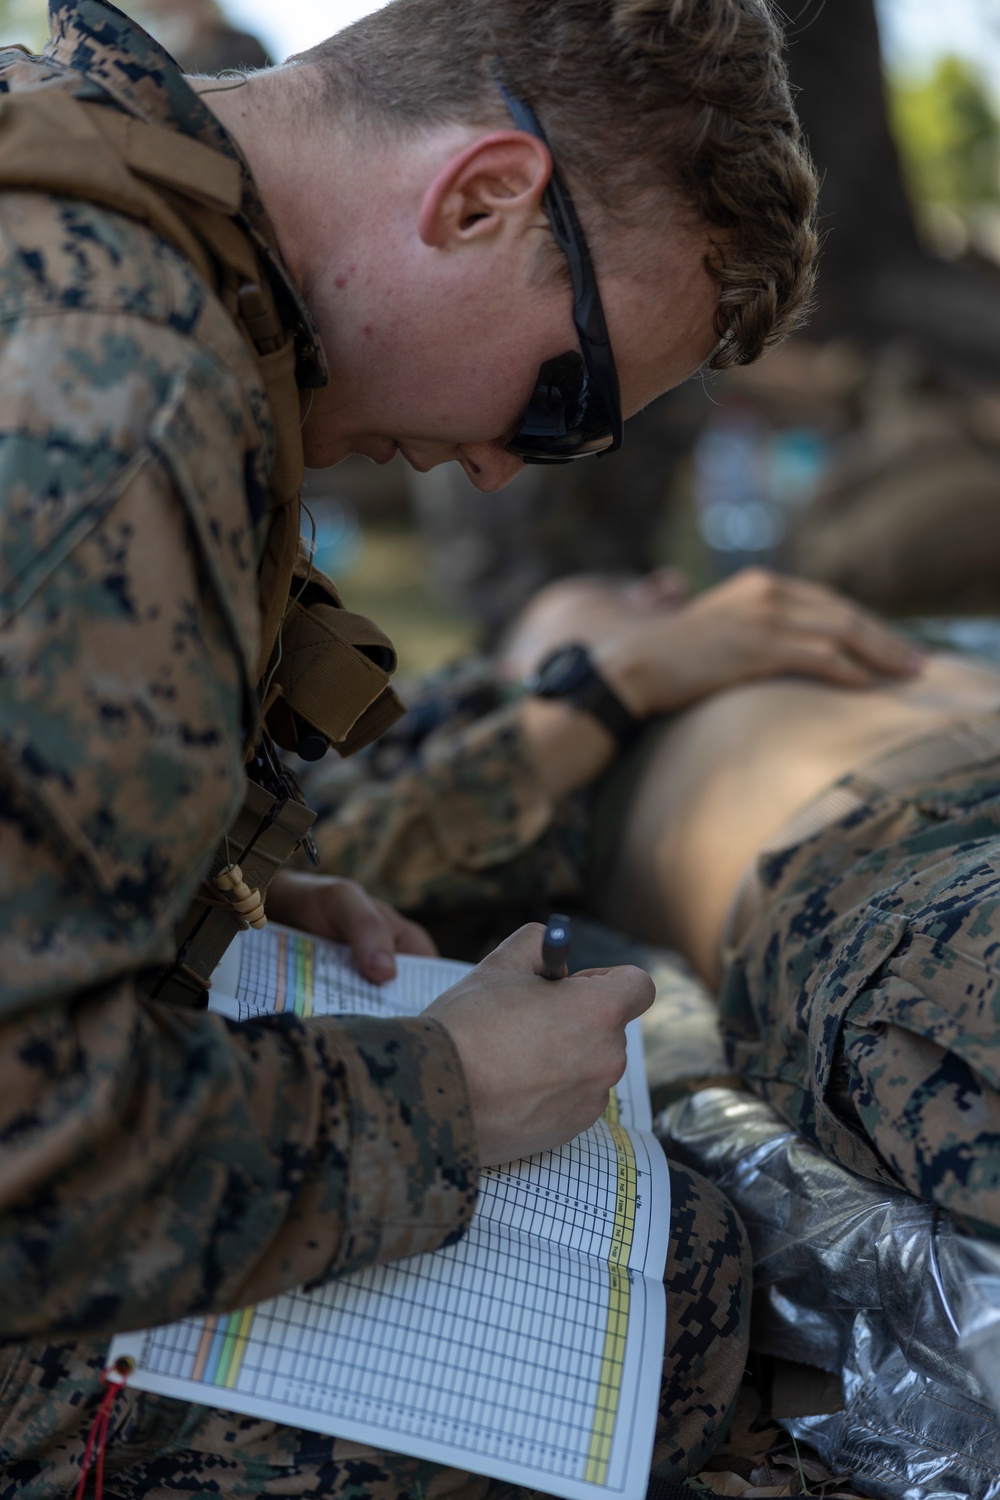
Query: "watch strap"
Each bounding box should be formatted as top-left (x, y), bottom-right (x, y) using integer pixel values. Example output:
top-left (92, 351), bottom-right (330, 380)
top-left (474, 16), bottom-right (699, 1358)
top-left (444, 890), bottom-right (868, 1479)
top-left (528, 644), bottom-right (640, 749)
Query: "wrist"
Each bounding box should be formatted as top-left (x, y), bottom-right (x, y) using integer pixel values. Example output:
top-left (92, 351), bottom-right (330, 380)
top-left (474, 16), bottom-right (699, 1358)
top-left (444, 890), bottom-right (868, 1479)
top-left (265, 868), bottom-right (324, 927)
top-left (591, 638), bottom-right (655, 720)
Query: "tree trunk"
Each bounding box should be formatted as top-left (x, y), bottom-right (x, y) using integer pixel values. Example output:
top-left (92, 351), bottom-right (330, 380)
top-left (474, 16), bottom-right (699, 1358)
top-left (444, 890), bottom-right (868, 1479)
top-left (788, 0), bottom-right (1000, 382)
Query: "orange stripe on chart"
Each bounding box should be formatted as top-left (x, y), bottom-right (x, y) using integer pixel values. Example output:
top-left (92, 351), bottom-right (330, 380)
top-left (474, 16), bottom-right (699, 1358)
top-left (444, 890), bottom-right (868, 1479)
top-left (191, 1316), bottom-right (218, 1383)
top-left (273, 929), bottom-right (288, 1014)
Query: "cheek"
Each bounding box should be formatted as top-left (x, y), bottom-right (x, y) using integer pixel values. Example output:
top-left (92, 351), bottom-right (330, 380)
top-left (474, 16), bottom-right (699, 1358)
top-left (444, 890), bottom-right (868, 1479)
top-left (359, 289), bottom-right (554, 442)
top-left (394, 358), bottom-right (530, 443)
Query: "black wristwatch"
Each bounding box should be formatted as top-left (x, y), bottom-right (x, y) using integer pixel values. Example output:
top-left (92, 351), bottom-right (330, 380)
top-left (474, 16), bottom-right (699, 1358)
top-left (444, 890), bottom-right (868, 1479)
top-left (525, 643), bottom-right (640, 748)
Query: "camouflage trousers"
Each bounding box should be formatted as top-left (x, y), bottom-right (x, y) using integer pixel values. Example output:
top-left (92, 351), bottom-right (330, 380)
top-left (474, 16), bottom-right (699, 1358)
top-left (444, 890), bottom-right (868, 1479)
top-left (0, 1166), bottom-right (749, 1499)
top-left (721, 721), bottom-right (1000, 1240)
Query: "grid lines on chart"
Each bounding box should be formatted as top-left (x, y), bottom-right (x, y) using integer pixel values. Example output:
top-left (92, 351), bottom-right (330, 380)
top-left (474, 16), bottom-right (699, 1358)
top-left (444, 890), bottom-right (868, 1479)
top-left (139, 1121), bottom-right (643, 1486)
top-left (236, 928), bottom-right (315, 1018)
top-left (478, 1120), bottom-right (631, 1264)
top-left (234, 930), bottom-right (430, 1021)
top-left (236, 929), bottom-right (372, 1019)
top-left (138, 1210), bottom-right (640, 1482)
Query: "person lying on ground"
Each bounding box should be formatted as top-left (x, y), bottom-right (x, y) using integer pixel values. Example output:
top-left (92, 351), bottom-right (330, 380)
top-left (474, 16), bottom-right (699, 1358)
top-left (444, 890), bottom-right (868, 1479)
top-left (310, 567), bottom-right (1000, 1242)
top-left (307, 566), bottom-right (922, 936)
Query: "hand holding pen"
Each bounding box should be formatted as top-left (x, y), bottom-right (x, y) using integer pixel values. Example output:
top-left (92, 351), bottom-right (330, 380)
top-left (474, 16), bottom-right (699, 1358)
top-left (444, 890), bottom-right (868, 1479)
top-left (424, 920), bottom-right (653, 1165)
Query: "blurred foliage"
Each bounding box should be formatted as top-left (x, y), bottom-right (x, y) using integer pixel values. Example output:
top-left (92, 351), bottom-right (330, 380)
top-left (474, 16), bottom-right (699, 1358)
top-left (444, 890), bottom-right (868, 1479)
top-left (889, 55), bottom-right (1000, 257)
top-left (0, 0), bottom-right (48, 50)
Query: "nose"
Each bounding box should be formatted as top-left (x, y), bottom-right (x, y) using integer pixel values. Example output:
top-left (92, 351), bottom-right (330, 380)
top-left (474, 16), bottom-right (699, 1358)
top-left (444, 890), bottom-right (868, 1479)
top-left (457, 443), bottom-right (526, 492)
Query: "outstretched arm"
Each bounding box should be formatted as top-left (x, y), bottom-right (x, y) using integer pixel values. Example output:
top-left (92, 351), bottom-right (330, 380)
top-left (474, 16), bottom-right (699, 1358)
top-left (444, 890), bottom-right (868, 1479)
top-left (522, 569), bottom-right (922, 801)
top-left (310, 569), bottom-right (921, 914)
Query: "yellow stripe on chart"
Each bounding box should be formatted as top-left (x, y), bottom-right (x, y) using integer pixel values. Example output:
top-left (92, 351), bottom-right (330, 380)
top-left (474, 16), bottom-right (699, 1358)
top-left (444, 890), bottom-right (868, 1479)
top-left (584, 1123), bottom-right (637, 1485)
top-left (293, 934), bottom-right (315, 1018)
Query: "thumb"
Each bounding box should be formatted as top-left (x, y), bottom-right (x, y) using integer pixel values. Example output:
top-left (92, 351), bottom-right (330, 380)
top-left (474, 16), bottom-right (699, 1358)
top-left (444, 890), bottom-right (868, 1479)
top-left (476, 923), bottom-right (549, 976)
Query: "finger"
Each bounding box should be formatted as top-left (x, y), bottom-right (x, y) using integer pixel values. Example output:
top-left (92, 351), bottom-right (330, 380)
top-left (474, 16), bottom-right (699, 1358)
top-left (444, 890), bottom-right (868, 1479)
top-left (777, 582), bottom-right (920, 676)
top-left (331, 883), bottom-right (401, 982)
top-left (787, 616), bottom-right (916, 682)
top-left (749, 595), bottom-right (910, 682)
top-left (565, 964), bottom-right (656, 1023)
top-left (777, 634), bottom-right (878, 688)
top-left (382, 906), bottom-right (438, 958)
top-left (831, 612), bottom-right (921, 676)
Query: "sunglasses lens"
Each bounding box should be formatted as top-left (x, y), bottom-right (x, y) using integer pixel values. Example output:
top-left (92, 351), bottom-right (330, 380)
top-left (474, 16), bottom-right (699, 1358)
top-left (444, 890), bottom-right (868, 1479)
top-left (506, 352), bottom-right (615, 463)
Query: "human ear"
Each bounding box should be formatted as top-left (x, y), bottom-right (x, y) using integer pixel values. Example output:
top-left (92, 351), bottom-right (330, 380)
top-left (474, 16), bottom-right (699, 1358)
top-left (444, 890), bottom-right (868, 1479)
top-left (417, 131), bottom-right (551, 249)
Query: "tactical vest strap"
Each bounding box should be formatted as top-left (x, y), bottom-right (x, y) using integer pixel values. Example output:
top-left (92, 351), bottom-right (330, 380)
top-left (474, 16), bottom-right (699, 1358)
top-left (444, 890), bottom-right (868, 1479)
top-left (268, 596), bottom-right (406, 754)
top-left (151, 778), bottom-right (317, 1006)
top-left (0, 85), bottom-right (402, 756)
top-left (263, 542), bottom-right (405, 758)
top-left (85, 102), bottom-right (244, 214)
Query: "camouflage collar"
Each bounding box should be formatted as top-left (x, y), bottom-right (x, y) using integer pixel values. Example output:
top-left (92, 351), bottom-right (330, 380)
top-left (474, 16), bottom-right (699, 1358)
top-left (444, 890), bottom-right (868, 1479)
top-left (44, 0), bottom-right (328, 389)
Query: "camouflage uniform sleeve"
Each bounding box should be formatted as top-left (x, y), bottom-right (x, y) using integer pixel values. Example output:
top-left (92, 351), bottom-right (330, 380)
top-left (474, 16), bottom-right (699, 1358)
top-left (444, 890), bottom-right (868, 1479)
top-left (0, 978), bottom-right (477, 1340)
top-left (310, 703), bottom-right (588, 913)
top-left (0, 288), bottom-right (476, 1340)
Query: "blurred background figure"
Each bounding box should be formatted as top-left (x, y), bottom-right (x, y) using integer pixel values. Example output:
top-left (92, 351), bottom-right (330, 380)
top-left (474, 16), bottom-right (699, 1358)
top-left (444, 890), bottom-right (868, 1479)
top-left (0, 0), bottom-right (272, 70)
top-left (126, 0), bottom-right (271, 72)
top-left (706, 0), bottom-right (1000, 616)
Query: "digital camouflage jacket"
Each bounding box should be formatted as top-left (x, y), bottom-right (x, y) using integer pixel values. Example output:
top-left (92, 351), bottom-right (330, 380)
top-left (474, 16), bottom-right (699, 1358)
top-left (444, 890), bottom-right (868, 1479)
top-left (0, 0), bottom-right (477, 1341)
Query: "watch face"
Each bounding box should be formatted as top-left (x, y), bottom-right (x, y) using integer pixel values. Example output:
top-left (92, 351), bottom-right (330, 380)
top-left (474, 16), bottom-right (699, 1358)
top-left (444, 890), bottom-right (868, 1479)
top-left (529, 643), bottom-right (592, 697)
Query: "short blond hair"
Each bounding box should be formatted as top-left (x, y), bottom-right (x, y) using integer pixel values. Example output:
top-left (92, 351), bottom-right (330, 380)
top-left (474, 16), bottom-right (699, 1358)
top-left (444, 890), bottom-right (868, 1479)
top-left (293, 0), bottom-right (819, 368)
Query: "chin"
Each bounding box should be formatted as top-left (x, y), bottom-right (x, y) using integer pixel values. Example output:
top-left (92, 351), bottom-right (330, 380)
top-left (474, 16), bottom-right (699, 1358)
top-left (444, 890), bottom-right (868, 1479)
top-left (343, 437), bottom-right (398, 466)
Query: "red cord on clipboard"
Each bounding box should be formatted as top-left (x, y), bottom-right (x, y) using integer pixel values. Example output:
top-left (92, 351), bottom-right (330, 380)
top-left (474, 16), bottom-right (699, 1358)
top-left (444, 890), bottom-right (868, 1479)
top-left (73, 1355), bottom-right (134, 1500)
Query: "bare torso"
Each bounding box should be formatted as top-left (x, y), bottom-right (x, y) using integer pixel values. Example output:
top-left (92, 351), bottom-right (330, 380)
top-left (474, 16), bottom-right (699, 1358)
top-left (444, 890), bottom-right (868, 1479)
top-left (592, 653), bottom-right (1000, 984)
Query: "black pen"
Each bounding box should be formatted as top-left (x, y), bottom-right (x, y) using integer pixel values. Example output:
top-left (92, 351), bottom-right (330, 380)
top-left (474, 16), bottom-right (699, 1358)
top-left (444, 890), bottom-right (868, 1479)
top-left (541, 914), bottom-right (572, 980)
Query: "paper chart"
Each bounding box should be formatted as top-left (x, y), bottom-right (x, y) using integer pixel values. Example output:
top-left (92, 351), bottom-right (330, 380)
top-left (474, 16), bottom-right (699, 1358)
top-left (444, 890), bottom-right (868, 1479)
top-left (113, 1118), bottom-right (665, 1500)
top-left (110, 927), bottom-right (668, 1500)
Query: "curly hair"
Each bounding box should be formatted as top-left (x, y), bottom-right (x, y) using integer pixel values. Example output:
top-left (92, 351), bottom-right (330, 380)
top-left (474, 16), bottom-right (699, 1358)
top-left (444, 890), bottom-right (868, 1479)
top-left (291, 0), bottom-right (819, 368)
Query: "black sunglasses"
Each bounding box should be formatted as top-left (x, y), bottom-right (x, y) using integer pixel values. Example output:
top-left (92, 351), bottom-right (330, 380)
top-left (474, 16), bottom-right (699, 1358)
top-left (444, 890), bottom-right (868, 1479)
top-left (493, 71), bottom-right (624, 464)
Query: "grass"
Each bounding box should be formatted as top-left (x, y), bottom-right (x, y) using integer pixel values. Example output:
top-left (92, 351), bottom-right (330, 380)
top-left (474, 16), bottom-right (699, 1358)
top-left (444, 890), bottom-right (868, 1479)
top-left (336, 523), bottom-right (480, 679)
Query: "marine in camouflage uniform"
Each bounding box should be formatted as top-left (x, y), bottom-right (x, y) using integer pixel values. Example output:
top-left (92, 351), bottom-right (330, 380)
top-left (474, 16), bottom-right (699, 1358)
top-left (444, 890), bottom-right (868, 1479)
top-left (0, 4), bottom-right (750, 1494)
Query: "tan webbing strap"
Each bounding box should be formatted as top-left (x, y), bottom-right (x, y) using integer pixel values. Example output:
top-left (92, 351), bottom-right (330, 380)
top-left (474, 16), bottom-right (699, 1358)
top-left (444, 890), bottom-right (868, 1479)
top-left (0, 91), bottom-right (215, 283)
top-left (263, 546), bottom-right (405, 755)
top-left (274, 598), bottom-right (402, 744)
top-left (166, 196), bottom-right (306, 672)
top-left (83, 103), bottom-right (243, 214)
top-left (335, 682), bottom-right (408, 757)
top-left (257, 496), bottom-right (303, 682)
top-left (154, 778), bottom-right (317, 1004)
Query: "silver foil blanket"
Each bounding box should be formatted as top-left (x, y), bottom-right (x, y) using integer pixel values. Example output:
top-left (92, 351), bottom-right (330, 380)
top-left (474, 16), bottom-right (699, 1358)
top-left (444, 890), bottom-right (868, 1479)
top-left (611, 920), bottom-right (1000, 1500)
top-left (657, 1087), bottom-right (1000, 1499)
